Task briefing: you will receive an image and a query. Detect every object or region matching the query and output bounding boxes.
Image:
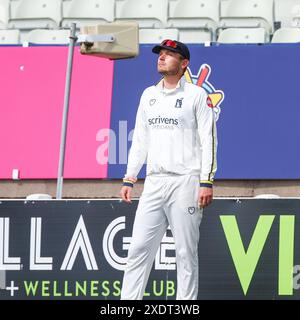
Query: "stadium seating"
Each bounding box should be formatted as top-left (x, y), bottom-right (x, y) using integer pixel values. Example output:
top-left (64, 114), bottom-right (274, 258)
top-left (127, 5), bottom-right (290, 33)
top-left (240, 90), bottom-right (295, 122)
top-left (274, 0), bottom-right (300, 28)
top-left (8, 0), bottom-right (62, 30)
top-left (167, 0), bottom-right (220, 40)
top-left (272, 27), bottom-right (300, 42)
top-left (0, 0), bottom-right (9, 29)
top-left (1, 0), bottom-right (300, 44)
top-left (61, 0), bottom-right (115, 29)
top-left (220, 0), bottom-right (274, 33)
top-left (0, 29), bottom-right (20, 44)
top-left (139, 28), bottom-right (179, 43)
top-left (217, 27), bottom-right (268, 43)
top-left (179, 29), bottom-right (212, 43)
top-left (290, 1), bottom-right (300, 27)
top-left (115, 0), bottom-right (168, 28)
top-left (25, 29), bottom-right (70, 44)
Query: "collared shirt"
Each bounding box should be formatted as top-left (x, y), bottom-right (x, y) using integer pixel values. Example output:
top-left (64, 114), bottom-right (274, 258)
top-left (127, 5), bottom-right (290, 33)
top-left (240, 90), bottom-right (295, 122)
top-left (125, 75), bottom-right (217, 186)
top-left (156, 77), bottom-right (184, 94)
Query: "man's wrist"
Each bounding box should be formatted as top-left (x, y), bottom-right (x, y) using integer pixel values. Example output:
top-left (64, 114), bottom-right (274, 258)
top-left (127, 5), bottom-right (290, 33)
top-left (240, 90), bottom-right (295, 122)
top-left (200, 180), bottom-right (213, 188)
top-left (122, 177), bottom-right (137, 188)
top-left (123, 181), bottom-right (134, 187)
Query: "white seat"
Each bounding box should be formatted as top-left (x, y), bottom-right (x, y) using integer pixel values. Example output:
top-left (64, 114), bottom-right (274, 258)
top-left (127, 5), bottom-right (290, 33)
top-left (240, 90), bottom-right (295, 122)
top-left (179, 29), bottom-right (212, 43)
top-left (61, 0), bottom-right (115, 29)
top-left (0, 0), bottom-right (9, 29)
top-left (0, 29), bottom-right (20, 44)
top-left (8, 0), bottom-right (62, 30)
top-left (139, 28), bottom-right (178, 43)
top-left (275, 0), bottom-right (300, 28)
top-left (291, 2), bottom-right (300, 27)
top-left (217, 27), bottom-right (268, 43)
top-left (220, 0), bottom-right (274, 33)
top-left (24, 29), bottom-right (70, 44)
top-left (272, 27), bottom-right (300, 42)
top-left (167, 0), bottom-right (219, 40)
top-left (116, 0), bottom-right (168, 28)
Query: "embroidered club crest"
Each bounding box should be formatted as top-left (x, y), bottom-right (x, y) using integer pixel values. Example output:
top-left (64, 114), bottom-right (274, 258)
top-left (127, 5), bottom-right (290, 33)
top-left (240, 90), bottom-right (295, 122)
top-left (188, 207), bottom-right (196, 215)
top-left (175, 98), bottom-right (183, 108)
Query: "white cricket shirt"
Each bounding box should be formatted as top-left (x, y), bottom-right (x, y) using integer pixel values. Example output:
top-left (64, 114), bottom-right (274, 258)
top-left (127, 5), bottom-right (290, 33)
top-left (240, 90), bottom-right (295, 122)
top-left (125, 76), bottom-right (217, 185)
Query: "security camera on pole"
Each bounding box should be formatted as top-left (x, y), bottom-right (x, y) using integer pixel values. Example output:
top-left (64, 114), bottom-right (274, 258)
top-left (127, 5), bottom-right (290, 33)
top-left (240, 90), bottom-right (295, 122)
top-left (56, 22), bottom-right (139, 199)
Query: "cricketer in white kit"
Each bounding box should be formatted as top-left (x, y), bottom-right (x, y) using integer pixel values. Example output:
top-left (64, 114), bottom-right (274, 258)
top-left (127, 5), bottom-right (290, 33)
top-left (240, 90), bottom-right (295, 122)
top-left (120, 39), bottom-right (217, 300)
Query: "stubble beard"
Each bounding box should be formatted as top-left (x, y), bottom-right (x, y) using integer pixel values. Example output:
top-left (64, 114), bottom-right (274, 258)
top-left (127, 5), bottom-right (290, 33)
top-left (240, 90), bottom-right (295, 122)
top-left (158, 65), bottom-right (181, 77)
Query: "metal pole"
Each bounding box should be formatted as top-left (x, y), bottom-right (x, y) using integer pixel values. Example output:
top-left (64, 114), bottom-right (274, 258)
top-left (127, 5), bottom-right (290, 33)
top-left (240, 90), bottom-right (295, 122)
top-left (56, 23), bottom-right (77, 199)
top-left (0, 270), bottom-right (5, 289)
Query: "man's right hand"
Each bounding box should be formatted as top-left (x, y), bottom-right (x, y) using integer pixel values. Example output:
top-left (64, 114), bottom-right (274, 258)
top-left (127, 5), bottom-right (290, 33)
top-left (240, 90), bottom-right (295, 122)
top-left (120, 186), bottom-right (133, 203)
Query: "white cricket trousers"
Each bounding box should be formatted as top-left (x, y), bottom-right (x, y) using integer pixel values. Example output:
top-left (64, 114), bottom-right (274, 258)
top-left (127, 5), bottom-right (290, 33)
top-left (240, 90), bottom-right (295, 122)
top-left (121, 174), bottom-right (203, 300)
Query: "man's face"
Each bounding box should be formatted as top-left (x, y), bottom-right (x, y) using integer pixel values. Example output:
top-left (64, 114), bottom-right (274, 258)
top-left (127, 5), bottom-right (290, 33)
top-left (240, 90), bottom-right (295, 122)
top-left (157, 49), bottom-right (188, 76)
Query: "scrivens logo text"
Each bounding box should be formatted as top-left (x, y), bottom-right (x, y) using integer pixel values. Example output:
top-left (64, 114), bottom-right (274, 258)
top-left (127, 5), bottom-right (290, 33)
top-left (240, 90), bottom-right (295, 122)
top-left (148, 116), bottom-right (179, 128)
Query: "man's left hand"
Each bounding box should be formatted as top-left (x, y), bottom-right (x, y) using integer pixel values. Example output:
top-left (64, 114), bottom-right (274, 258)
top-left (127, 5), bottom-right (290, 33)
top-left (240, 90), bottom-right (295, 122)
top-left (198, 187), bottom-right (213, 209)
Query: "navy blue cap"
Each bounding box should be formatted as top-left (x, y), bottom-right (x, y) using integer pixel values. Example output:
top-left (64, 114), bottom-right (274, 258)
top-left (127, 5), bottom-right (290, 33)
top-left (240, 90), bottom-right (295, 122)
top-left (152, 39), bottom-right (190, 60)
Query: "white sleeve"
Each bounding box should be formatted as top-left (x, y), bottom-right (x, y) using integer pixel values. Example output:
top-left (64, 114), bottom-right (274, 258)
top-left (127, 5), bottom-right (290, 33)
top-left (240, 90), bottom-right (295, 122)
top-left (124, 96), bottom-right (148, 179)
top-left (196, 90), bottom-right (218, 185)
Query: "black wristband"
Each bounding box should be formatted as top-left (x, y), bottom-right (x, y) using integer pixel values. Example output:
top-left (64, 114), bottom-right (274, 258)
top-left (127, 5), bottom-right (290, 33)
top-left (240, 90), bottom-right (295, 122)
top-left (200, 183), bottom-right (213, 188)
top-left (123, 181), bottom-right (134, 188)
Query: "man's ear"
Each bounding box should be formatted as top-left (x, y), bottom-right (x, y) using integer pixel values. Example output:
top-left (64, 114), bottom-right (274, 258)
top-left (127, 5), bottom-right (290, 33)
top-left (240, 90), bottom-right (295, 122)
top-left (182, 59), bottom-right (189, 69)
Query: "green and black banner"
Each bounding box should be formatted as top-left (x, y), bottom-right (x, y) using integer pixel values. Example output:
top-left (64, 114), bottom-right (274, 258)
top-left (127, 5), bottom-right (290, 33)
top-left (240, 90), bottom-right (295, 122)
top-left (0, 199), bottom-right (299, 300)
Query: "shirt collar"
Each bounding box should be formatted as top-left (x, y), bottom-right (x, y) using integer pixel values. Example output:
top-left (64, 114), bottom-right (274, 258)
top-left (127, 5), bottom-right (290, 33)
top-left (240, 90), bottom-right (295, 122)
top-left (156, 76), bottom-right (186, 94)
